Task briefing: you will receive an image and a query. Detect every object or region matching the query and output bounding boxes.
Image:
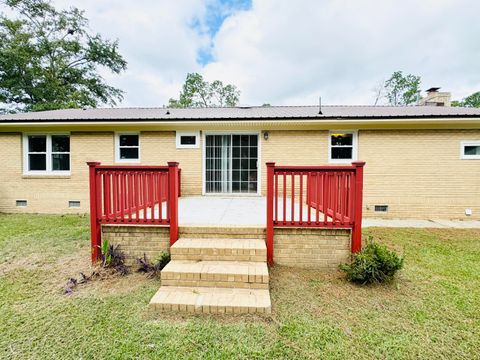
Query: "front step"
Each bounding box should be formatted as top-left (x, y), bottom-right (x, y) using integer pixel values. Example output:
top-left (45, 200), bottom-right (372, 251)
top-left (161, 260), bottom-right (269, 289)
top-left (179, 226), bottom-right (265, 239)
top-left (149, 286), bottom-right (271, 314)
top-left (171, 238), bottom-right (266, 262)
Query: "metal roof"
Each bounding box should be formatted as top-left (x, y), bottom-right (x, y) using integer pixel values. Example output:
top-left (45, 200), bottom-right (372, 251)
top-left (1, 105), bottom-right (480, 123)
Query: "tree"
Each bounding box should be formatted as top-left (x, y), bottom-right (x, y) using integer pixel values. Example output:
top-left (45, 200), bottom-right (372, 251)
top-left (168, 73), bottom-right (240, 108)
top-left (452, 91), bottom-right (480, 108)
top-left (0, 0), bottom-right (127, 113)
top-left (383, 71), bottom-right (421, 106)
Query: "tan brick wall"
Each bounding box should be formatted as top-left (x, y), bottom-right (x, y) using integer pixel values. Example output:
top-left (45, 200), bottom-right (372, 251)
top-left (141, 131), bottom-right (202, 195)
top-left (102, 225), bottom-right (170, 266)
top-left (260, 130), bottom-right (329, 194)
top-left (359, 129), bottom-right (480, 219)
top-left (273, 228), bottom-right (351, 269)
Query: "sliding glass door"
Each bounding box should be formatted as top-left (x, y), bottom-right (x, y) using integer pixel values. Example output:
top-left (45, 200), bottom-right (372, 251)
top-left (205, 134), bottom-right (258, 194)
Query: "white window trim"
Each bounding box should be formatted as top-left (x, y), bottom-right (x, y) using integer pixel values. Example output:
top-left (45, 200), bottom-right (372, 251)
top-left (460, 140), bottom-right (480, 160)
top-left (23, 133), bottom-right (71, 175)
top-left (328, 130), bottom-right (358, 164)
top-left (176, 131), bottom-right (200, 149)
top-left (201, 131), bottom-right (261, 196)
top-left (115, 132), bottom-right (140, 163)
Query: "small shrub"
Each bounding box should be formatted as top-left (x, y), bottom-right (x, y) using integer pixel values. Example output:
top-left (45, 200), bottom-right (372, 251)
top-left (339, 238), bottom-right (404, 284)
top-left (137, 252), bottom-right (171, 278)
top-left (100, 240), bottom-right (129, 275)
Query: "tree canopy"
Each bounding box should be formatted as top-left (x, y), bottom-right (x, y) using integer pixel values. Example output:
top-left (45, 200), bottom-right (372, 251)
top-left (452, 91), bottom-right (480, 108)
top-left (168, 73), bottom-right (240, 108)
top-left (0, 0), bottom-right (127, 113)
top-left (383, 71), bottom-right (421, 106)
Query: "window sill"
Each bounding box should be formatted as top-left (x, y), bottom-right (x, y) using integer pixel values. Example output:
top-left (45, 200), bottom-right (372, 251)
top-left (22, 174), bottom-right (71, 179)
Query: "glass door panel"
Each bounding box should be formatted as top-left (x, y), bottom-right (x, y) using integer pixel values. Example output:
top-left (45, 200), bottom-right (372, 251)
top-left (205, 134), bottom-right (258, 194)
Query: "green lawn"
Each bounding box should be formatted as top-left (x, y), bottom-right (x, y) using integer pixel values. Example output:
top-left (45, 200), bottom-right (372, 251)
top-left (1, 214), bottom-right (479, 359)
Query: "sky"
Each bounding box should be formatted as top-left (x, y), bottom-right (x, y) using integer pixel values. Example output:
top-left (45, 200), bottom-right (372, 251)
top-left (45, 0), bottom-right (480, 106)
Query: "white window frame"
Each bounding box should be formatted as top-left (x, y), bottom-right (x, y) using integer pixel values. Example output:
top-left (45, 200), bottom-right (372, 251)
top-left (328, 130), bottom-right (358, 164)
top-left (115, 132), bottom-right (140, 163)
top-left (176, 131), bottom-right (200, 149)
top-left (460, 140), bottom-right (480, 160)
top-left (23, 133), bottom-right (71, 175)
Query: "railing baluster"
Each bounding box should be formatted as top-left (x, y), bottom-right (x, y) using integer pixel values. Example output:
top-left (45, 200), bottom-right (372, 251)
top-left (333, 172), bottom-right (338, 226)
top-left (299, 172), bottom-right (303, 225)
top-left (282, 171), bottom-right (286, 225)
top-left (274, 172), bottom-right (278, 224)
top-left (291, 172), bottom-right (295, 224)
top-left (306, 172), bottom-right (311, 225)
top-left (316, 172), bottom-right (320, 224)
top-left (159, 172), bottom-right (163, 221)
top-left (323, 172), bottom-right (328, 225)
top-left (150, 172), bottom-right (155, 222)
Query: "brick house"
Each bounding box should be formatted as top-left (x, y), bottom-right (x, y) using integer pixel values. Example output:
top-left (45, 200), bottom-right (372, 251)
top-left (1, 90), bottom-right (480, 313)
top-left (1, 90), bottom-right (479, 220)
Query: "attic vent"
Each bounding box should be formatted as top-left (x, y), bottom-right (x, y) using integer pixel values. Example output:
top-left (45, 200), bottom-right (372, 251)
top-left (69, 200), bottom-right (81, 208)
top-left (16, 200), bottom-right (27, 207)
top-left (374, 205), bottom-right (388, 212)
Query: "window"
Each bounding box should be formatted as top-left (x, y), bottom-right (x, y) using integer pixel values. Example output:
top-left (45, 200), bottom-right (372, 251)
top-left (23, 134), bottom-right (70, 174)
top-left (329, 131), bottom-right (357, 163)
top-left (116, 133), bottom-right (140, 162)
top-left (461, 141), bottom-right (480, 160)
top-left (176, 131), bottom-right (199, 149)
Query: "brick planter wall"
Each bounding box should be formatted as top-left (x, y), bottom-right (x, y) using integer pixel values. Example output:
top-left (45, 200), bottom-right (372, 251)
top-left (273, 228), bottom-right (351, 269)
top-left (102, 225), bottom-right (170, 266)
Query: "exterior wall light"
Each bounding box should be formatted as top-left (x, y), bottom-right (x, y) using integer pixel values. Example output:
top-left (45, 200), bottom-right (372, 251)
top-left (264, 131), bottom-right (269, 140)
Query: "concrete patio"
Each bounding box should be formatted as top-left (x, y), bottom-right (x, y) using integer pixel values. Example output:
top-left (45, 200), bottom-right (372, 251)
top-left (173, 196), bottom-right (480, 228)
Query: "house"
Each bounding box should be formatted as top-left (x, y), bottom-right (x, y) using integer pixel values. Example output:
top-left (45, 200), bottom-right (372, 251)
top-left (1, 89), bottom-right (479, 220)
top-left (1, 89), bottom-right (479, 314)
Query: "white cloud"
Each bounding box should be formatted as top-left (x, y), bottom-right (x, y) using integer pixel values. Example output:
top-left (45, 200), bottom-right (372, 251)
top-left (55, 0), bottom-right (480, 106)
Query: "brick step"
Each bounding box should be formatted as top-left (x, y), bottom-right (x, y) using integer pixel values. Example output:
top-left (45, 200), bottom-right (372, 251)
top-left (171, 238), bottom-right (266, 262)
top-left (149, 286), bottom-right (271, 314)
top-left (179, 226), bottom-right (266, 239)
top-left (161, 260), bottom-right (269, 289)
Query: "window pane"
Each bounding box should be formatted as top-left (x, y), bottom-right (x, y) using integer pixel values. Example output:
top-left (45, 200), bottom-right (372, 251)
top-left (28, 136), bottom-right (46, 152)
top-left (331, 147), bottom-right (352, 159)
top-left (180, 136), bottom-right (196, 145)
top-left (52, 154), bottom-right (70, 171)
top-left (331, 133), bottom-right (353, 146)
top-left (52, 135), bottom-right (70, 152)
top-left (120, 148), bottom-right (139, 159)
top-left (465, 146), bottom-right (480, 155)
top-left (119, 134), bottom-right (139, 147)
top-left (29, 154), bottom-right (46, 170)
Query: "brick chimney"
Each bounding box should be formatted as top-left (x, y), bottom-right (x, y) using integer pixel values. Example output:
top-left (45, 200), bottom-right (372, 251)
top-left (418, 87), bottom-right (451, 107)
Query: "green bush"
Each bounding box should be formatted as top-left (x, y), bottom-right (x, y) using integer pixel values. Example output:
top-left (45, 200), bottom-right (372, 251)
top-left (339, 239), bottom-right (404, 284)
top-left (137, 251), bottom-right (171, 278)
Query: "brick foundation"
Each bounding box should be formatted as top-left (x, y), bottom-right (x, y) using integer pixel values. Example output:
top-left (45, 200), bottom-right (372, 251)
top-left (273, 228), bottom-right (351, 269)
top-left (102, 225), bottom-right (170, 266)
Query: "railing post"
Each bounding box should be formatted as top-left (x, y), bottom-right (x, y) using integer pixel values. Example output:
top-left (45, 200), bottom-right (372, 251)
top-left (266, 162), bottom-right (275, 266)
top-left (87, 161), bottom-right (101, 263)
top-left (351, 161), bottom-right (366, 253)
top-left (168, 162), bottom-right (179, 246)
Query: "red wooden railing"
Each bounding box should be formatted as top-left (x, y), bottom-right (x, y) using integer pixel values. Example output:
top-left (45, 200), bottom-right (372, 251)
top-left (266, 161), bottom-right (365, 265)
top-left (87, 161), bottom-right (180, 262)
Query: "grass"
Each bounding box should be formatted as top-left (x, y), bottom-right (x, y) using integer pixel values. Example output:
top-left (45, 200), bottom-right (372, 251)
top-left (1, 214), bottom-right (479, 359)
